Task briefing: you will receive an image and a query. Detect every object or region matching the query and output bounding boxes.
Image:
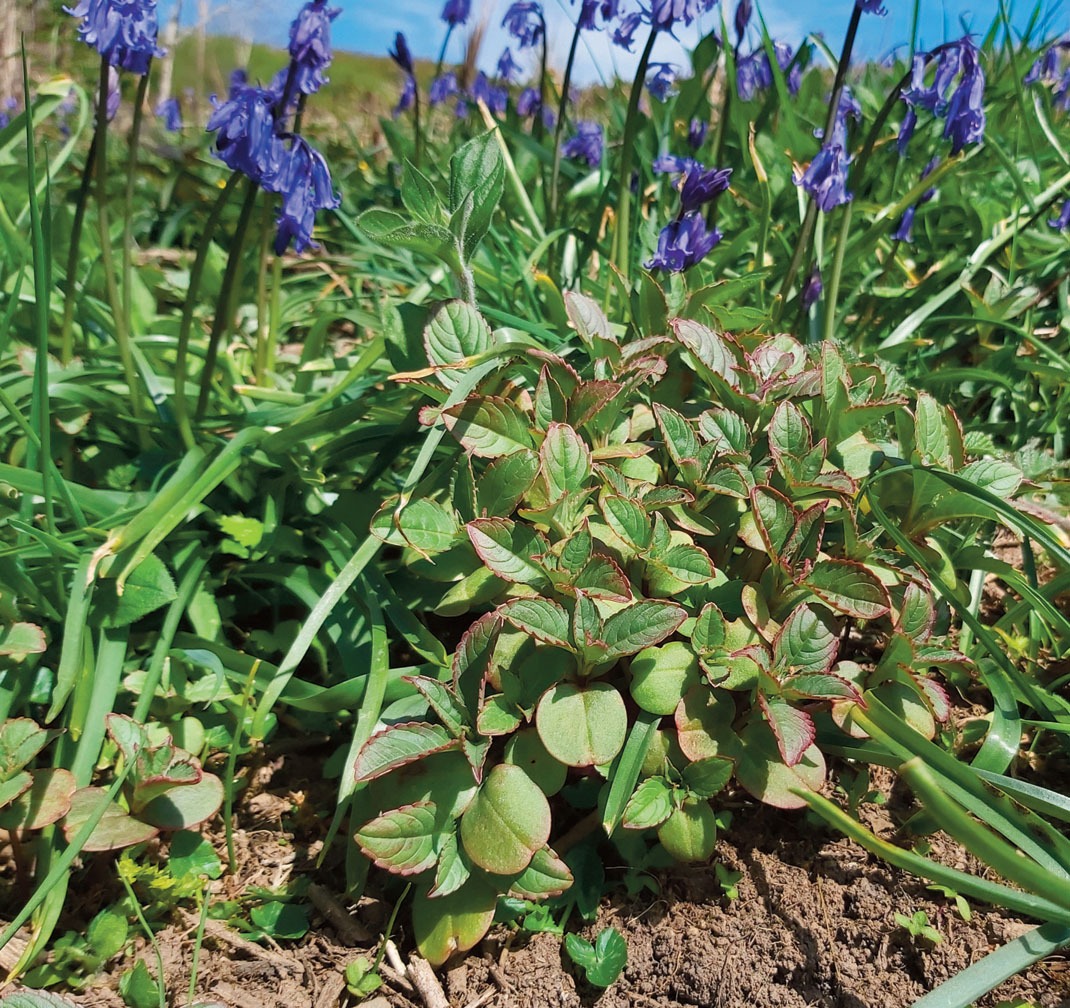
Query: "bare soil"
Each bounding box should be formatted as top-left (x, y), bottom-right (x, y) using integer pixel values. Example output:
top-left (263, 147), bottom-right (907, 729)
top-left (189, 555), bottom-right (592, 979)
top-left (13, 747), bottom-right (1065, 1008)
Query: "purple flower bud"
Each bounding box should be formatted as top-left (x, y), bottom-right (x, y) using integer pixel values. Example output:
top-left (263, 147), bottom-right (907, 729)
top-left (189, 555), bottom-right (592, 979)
top-left (795, 141), bottom-right (852, 212)
top-left (441, 0), bottom-right (471, 26)
top-left (613, 12), bottom-right (643, 51)
top-left (287, 0), bottom-right (340, 96)
top-left (943, 55), bottom-right (985, 153)
top-left (389, 32), bottom-right (414, 75)
top-left (562, 121), bottom-right (603, 166)
top-left (645, 212), bottom-right (721, 271)
top-left (1049, 198), bottom-right (1070, 231)
top-left (678, 164), bottom-right (732, 213)
top-left (430, 72), bottom-right (459, 106)
top-left (897, 105), bottom-right (917, 156)
top-left (393, 74), bottom-right (416, 117)
top-left (155, 96), bottom-right (182, 131)
top-left (893, 204), bottom-right (916, 242)
top-left (269, 134), bottom-right (339, 255)
top-left (650, 0), bottom-right (717, 31)
top-left (207, 83), bottom-right (284, 183)
top-left (497, 47), bottom-right (521, 82)
top-left (647, 62), bottom-right (678, 101)
top-left (1024, 46), bottom-right (1059, 86)
top-left (106, 65), bottom-right (120, 119)
top-left (688, 118), bottom-right (708, 149)
top-left (734, 0), bottom-right (752, 42)
top-left (801, 268), bottom-right (822, 309)
top-left (228, 67), bottom-right (248, 97)
top-left (502, 2), bottom-right (544, 49)
top-left (856, 0), bottom-right (886, 14)
top-left (470, 71), bottom-right (508, 114)
top-left (65, 0), bottom-right (164, 75)
top-left (653, 153), bottom-right (699, 174)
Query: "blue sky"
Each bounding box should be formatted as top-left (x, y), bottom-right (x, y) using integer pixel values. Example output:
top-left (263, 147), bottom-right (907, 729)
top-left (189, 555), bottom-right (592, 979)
top-left (166, 0), bottom-right (1069, 84)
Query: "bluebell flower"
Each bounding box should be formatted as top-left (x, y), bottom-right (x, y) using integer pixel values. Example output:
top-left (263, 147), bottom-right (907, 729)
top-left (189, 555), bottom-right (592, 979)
top-left (562, 121), bottom-right (603, 166)
top-left (801, 268), bottom-right (822, 309)
top-left (1049, 198), bottom-right (1070, 231)
top-left (1024, 46), bottom-right (1060, 85)
top-left (502, 2), bottom-right (545, 49)
top-left (856, 0), bottom-right (886, 14)
top-left (207, 84), bottom-right (284, 183)
top-left (471, 71), bottom-right (508, 114)
top-left (441, 0), bottom-right (471, 25)
top-left (897, 105), bottom-right (917, 156)
top-left (795, 141), bottom-right (852, 212)
top-left (389, 32), bottom-right (414, 75)
top-left (454, 97), bottom-right (470, 118)
top-left (517, 87), bottom-right (554, 126)
top-left (650, 0), bottom-right (717, 32)
top-left (393, 74), bottom-right (416, 117)
top-left (646, 212), bottom-right (721, 271)
top-left (600, 0), bottom-right (620, 18)
top-left (678, 164), bottom-right (732, 212)
top-left (653, 152), bottom-right (699, 174)
top-left (734, 0), bottom-right (752, 42)
top-left (943, 46), bottom-right (985, 153)
top-left (229, 68), bottom-right (248, 97)
top-left (497, 47), bottom-right (521, 82)
top-left (287, 0), bottom-right (339, 96)
top-left (736, 42), bottom-right (801, 100)
top-left (1056, 69), bottom-right (1070, 111)
top-left (0, 96), bottom-right (16, 128)
top-left (106, 66), bottom-right (120, 119)
top-left (647, 63), bottom-right (678, 101)
top-left (430, 72), bottom-right (459, 106)
top-left (688, 117), bottom-right (707, 149)
top-left (65, 0), bottom-right (164, 75)
top-left (613, 11), bottom-right (643, 50)
top-left (270, 134), bottom-right (339, 254)
top-left (577, 0), bottom-right (600, 30)
top-left (155, 96), bottom-right (182, 131)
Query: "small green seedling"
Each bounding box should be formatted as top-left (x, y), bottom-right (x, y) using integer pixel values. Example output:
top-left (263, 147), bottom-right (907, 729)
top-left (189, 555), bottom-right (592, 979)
top-left (345, 956), bottom-right (383, 998)
top-left (564, 927), bottom-right (628, 988)
top-left (715, 863), bottom-right (744, 900)
top-left (927, 884), bottom-right (972, 922)
top-left (894, 910), bottom-right (942, 944)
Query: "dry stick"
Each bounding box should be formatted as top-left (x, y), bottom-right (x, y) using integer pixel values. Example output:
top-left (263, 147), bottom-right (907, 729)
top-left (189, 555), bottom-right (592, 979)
top-left (407, 955), bottom-right (450, 1008)
top-left (306, 883), bottom-right (373, 944)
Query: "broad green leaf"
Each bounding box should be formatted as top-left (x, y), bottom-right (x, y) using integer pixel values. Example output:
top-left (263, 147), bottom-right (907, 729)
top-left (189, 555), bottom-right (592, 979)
top-left (783, 673), bottom-right (862, 702)
top-left (621, 777), bottom-right (674, 830)
top-left (442, 396), bottom-right (535, 458)
top-left (412, 881), bottom-right (497, 966)
top-left (653, 404), bottom-right (700, 466)
top-left (139, 772), bottom-right (223, 829)
top-left (768, 401), bottom-right (812, 458)
top-left (250, 901), bottom-right (309, 940)
top-left (62, 787), bottom-right (158, 852)
top-left (0, 622), bottom-right (45, 660)
top-left (119, 960), bottom-right (161, 1008)
top-left (698, 408), bottom-right (748, 454)
top-left (657, 800), bottom-right (718, 862)
top-left (87, 908), bottom-right (129, 958)
top-left (498, 597), bottom-right (572, 649)
top-left (476, 694), bottom-right (523, 736)
top-left (424, 300), bottom-right (493, 389)
top-left (773, 605), bottom-right (838, 676)
top-left (541, 423), bottom-right (592, 500)
top-left (750, 486), bottom-right (795, 558)
top-left (571, 554), bottom-right (631, 602)
top-left (504, 729), bottom-right (568, 796)
top-left (370, 497), bottom-right (459, 553)
top-left (405, 676), bottom-right (470, 737)
top-left (805, 560), bottom-right (890, 619)
top-left (475, 449), bottom-right (540, 517)
top-left (0, 773), bottom-right (31, 809)
top-left (759, 694), bottom-right (815, 767)
top-left (675, 687), bottom-right (738, 762)
top-left (692, 604), bottom-right (727, 652)
top-left (355, 802), bottom-right (439, 875)
top-left (536, 682), bottom-right (627, 767)
top-left (601, 601), bottom-right (686, 660)
top-left (896, 582), bottom-right (934, 641)
top-left (402, 159), bottom-right (443, 223)
top-left (0, 718), bottom-right (55, 779)
top-left (912, 392), bottom-right (952, 466)
top-left (354, 723), bottom-right (459, 783)
top-left (430, 831), bottom-right (471, 898)
top-left (459, 764), bottom-right (551, 875)
top-left (168, 829), bottom-right (222, 880)
top-left (509, 845), bottom-right (574, 898)
top-left (681, 757), bottom-right (733, 798)
top-left (648, 543), bottom-right (715, 586)
top-left (564, 291), bottom-right (616, 352)
top-left (565, 927), bottom-right (628, 987)
top-left (93, 553), bottom-right (177, 629)
top-left (629, 642), bottom-right (700, 716)
top-left (600, 494), bottom-right (652, 552)
top-left (0, 768), bottom-right (75, 830)
top-left (467, 518), bottom-right (552, 590)
top-left (452, 611), bottom-right (502, 713)
top-left (735, 719), bottom-right (826, 809)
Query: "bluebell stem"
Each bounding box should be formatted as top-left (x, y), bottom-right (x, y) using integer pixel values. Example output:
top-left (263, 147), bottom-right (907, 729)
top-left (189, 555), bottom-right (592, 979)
top-left (647, 62), bottom-right (678, 101)
top-left (65, 0), bottom-right (164, 75)
top-left (206, 84), bottom-right (284, 183)
top-left (430, 72), bottom-right (459, 106)
top-left (646, 212), bottom-right (721, 271)
top-left (287, 0), bottom-right (340, 95)
top-left (1048, 198), bottom-right (1070, 231)
top-left (613, 11), bottom-right (642, 50)
top-left (893, 157), bottom-right (938, 243)
top-left (502, 2), bottom-right (545, 48)
top-left (678, 164), bottom-right (732, 212)
top-left (801, 268), bottom-right (822, 309)
top-left (497, 47), bottom-right (521, 82)
top-left (688, 118), bottom-right (708, 149)
top-left (270, 134), bottom-right (339, 254)
top-left (155, 96), bottom-right (182, 131)
top-left (562, 121), bottom-right (603, 165)
top-left (441, 0), bottom-right (471, 25)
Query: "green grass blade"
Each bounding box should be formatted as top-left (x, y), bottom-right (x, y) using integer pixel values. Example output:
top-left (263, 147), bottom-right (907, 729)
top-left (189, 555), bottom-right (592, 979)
top-left (601, 710), bottom-right (658, 837)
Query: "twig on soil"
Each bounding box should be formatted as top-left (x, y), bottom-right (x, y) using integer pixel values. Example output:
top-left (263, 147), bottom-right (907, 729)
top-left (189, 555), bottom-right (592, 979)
top-left (407, 954), bottom-right (450, 1008)
top-left (178, 910), bottom-right (301, 973)
top-left (464, 987), bottom-right (497, 1008)
top-left (307, 883), bottom-right (373, 944)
